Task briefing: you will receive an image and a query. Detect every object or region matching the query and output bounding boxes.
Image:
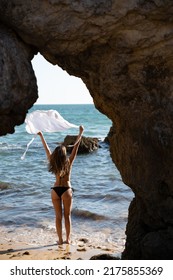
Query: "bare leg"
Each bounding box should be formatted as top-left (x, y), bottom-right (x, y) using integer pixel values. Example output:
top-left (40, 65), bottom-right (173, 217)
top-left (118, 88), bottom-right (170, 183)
top-left (51, 190), bottom-right (63, 245)
top-left (62, 189), bottom-right (73, 244)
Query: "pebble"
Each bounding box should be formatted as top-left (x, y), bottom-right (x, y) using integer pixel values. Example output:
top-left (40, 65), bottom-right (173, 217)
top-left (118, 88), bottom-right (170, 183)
top-left (22, 251), bottom-right (30, 255)
top-left (77, 247), bottom-right (87, 252)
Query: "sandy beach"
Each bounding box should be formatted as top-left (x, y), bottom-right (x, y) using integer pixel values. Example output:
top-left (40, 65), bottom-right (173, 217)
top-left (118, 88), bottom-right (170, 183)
top-left (0, 236), bottom-right (119, 260)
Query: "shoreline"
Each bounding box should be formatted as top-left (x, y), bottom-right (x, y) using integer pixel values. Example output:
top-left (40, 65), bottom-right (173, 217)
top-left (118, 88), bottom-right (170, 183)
top-left (0, 239), bottom-right (119, 260)
top-left (0, 222), bottom-right (125, 261)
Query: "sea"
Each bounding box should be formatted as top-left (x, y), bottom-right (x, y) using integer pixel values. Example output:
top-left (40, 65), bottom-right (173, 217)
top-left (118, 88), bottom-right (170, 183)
top-left (0, 104), bottom-right (134, 257)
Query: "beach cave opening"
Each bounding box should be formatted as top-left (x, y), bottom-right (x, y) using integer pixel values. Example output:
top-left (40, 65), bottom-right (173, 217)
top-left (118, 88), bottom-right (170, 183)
top-left (32, 53), bottom-right (134, 256)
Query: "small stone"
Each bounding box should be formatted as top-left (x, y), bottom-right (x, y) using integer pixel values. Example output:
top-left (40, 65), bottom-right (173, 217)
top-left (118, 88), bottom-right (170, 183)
top-left (77, 247), bottom-right (87, 252)
top-left (78, 238), bottom-right (89, 243)
top-left (22, 251), bottom-right (30, 255)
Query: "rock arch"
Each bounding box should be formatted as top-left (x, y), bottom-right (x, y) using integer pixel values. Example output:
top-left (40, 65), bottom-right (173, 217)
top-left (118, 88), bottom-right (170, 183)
top-left (1, 0), bottom-right (173, 259)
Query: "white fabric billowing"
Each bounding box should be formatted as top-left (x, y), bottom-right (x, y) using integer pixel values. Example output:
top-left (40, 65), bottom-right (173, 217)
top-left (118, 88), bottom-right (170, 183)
top-left (21, 110), bottom-right (78, 160)
top-left (25, 110), bottom-right (78, 134)
top-left (21, 136), bottom-right (36, 160)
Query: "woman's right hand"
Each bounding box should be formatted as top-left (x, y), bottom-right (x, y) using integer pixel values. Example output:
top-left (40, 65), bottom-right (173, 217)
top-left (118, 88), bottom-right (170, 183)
top-left (79, 125), bottom-right (84, 134)
top-left (37, 131), bottom-right (42, 136)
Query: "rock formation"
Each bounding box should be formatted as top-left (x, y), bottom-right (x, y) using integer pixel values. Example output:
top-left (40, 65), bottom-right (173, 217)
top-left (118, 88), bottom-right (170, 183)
top-left (0, 24), bottom-right (37, 134)
top-left (63, 135), bottom-right (99, 153)
top-left (90, 253), bottom-right (119, 260)
top-left (1, 0), bottom-right (173, 259)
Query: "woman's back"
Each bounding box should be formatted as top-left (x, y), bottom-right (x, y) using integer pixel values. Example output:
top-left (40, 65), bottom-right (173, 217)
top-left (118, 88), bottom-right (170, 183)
top-left (54, 159), bottom-right (72, 187)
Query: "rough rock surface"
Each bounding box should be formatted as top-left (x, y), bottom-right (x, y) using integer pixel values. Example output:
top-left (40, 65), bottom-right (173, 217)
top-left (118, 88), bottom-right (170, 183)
top-left (63, 135), bottom-right (99, 153)
top-left (90, 254), bottom-right (119, 260)
top-left (1, 0), bottom-right (173, 259)
top-left (0, 24), bottom-right (38, 134)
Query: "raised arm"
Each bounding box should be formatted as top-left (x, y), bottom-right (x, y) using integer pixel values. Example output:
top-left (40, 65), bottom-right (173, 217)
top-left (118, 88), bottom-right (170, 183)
top-left (69, 125), bottom-right (84, 164)
top-left (37, 131), bottom-right (51, 161)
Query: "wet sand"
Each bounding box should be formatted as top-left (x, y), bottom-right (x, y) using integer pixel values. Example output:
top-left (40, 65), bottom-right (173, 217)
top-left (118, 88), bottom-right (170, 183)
top-left (0, 238), bottom-right (118, 260)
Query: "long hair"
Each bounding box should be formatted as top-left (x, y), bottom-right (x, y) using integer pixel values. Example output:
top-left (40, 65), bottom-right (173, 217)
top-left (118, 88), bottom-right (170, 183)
top-left (49, 145), bottom-right (69, 176)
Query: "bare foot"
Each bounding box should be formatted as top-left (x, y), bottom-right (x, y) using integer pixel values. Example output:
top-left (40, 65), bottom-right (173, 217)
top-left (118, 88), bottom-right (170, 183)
top-left (64, 240), bottom-right (71, 244)
top-left (57, 240), bottom-right (63, 245)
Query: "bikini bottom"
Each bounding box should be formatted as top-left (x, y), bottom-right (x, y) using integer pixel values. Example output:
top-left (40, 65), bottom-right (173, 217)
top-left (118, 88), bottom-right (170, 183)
top-left (51, 186), bottom-right (71, 198)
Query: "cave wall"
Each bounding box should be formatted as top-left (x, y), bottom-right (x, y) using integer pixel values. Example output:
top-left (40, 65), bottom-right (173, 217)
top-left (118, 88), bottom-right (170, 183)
top-left (1, 0), bottom-right (173, 259)
top-left (0, 24), bottom-right (38, 134)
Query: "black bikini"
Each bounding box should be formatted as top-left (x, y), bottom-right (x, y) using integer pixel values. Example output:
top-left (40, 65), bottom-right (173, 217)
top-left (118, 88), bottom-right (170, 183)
top-left (51, 186), bottom-right (70, 198)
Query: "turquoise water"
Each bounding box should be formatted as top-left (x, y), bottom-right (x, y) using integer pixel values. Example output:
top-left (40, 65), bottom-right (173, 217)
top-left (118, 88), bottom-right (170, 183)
top-left (0, 104), bottom-right (133, 255)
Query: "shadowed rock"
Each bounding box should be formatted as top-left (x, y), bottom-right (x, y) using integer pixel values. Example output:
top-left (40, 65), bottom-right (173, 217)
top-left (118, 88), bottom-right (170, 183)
top-left (0, 24), bottom-right (37, 135)
top-left (90, 254), bottom-right (120, 260)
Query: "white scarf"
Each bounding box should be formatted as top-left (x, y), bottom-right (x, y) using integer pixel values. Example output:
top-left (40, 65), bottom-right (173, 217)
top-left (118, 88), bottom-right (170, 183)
top-left (21, 110), bottom-right (78, 160)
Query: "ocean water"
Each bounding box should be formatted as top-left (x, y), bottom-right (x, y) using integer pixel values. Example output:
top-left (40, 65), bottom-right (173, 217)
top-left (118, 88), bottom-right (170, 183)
top-left (0, 104), bottom-right (133, 256)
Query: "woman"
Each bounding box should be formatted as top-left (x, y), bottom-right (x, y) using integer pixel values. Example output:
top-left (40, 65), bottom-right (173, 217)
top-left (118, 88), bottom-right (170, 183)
top-left (37, 125), bottom-right (84, 245)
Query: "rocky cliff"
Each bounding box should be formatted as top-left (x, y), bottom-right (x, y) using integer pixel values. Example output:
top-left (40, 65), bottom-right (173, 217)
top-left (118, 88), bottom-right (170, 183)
top-left (1, 0), bottom-right (173, 259)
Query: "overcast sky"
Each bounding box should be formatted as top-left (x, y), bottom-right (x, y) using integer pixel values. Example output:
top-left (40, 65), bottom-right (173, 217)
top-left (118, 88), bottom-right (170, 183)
top-left (32, 53), bottom-right (93, 105)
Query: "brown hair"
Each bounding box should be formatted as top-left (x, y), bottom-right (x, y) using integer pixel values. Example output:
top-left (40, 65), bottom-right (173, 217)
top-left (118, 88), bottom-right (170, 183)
top-left (49, 145), bottom-right (69, 176)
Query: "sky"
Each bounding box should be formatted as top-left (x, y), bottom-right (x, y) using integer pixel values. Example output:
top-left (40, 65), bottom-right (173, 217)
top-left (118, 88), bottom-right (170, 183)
top-left (32, 54), bottom-right (93, 104)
